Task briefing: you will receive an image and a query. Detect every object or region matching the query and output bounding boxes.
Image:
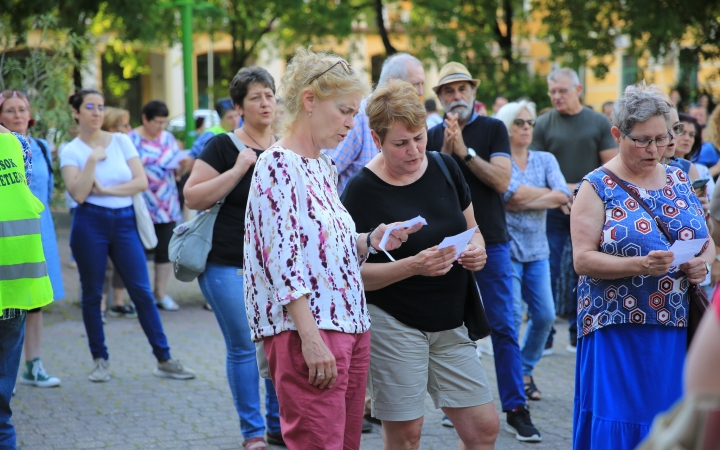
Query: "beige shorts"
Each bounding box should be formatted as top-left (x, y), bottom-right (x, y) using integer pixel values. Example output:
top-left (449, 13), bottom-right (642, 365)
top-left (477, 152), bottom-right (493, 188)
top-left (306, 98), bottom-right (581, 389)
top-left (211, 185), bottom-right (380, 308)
top-left (367, 304), bottom-right (493, 422)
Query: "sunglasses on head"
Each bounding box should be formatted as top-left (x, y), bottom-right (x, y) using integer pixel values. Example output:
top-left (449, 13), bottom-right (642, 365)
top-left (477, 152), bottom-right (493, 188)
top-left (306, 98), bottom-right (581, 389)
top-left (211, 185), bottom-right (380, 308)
top-left (306, 60), bottom-right (352, 86)
top-left (513, 118), bottom-right (536, 127)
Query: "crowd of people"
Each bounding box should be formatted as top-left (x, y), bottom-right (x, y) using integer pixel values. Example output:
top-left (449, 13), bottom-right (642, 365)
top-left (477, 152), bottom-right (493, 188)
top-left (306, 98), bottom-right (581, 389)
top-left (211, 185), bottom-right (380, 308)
top-left (1, 46), bottom-right (719, 450)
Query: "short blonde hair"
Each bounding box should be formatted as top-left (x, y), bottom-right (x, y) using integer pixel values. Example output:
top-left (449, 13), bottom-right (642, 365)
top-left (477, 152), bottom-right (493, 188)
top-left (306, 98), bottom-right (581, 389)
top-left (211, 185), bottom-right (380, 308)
top-left (279, 47), bottom-right (370, 136)
top-left (366, 79), bottom-right (426, 143)
top-left (706, 107), bottom-right (720, 151)
top-left (102, 107), bottom-right (130, 132)
top-left (495, 100), bottom-right (537, 136)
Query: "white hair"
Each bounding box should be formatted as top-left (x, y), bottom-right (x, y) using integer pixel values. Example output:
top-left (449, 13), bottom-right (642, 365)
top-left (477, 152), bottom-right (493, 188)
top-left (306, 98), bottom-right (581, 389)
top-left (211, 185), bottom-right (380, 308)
top-left (495, 100), bottom-right (537, 136)
top-left (378, 53), bottom-right (422, 85)
top-left (547, 68), bottom-right (580, 86)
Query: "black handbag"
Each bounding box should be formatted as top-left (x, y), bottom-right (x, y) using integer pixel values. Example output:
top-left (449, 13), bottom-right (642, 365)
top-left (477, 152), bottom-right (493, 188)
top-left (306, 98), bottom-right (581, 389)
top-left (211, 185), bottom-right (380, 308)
top-left (430, 151), bottom-right (492, 341)
top-left (600, 167), bottom-right (709, 347)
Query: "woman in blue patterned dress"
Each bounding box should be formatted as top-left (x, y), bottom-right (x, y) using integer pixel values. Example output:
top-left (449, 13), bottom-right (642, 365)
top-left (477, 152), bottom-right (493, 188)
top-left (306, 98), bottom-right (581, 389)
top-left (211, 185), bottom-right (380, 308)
top-left (0, 90), bottom-right (63, 388)
top-left (571, 85), bottom-right (714, 449)
top-left (496, 100), bottom-right (570, 401)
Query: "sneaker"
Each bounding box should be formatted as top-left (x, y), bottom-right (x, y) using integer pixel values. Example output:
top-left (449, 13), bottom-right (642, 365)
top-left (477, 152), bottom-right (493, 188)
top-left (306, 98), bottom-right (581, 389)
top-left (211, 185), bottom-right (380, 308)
top-left (153, 359), bottom-right (195, 380)
top-left (363, 413), bottom-right (381, 425)
top-left (156, 295), bottom-right (179, 311)
top-left (541, 347), bottom-right (554, 356)
top-left (506, 404), bottom-right (542, 442)
top-left (243, 437), bottom-right (267, 449)
top-left (19, 358), bottom-right (61, 388)
top-left (88, 358), bottom-right (110, 382)
top-left (101, 310), bottom-right (107, 324)
top-left (266, 431), bottom-right (285, 445)
top-left (441, 415), bottom-right (454, 427)
top-left (108, 304), bottom-right (137, 318)
top-left (566, 334), bottom-right (577, 353)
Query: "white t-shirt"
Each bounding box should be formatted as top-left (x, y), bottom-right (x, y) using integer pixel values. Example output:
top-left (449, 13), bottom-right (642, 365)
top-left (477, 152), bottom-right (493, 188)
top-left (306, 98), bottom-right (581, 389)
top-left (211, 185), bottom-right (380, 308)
top-left (60, 133), bottom-right (139, 209)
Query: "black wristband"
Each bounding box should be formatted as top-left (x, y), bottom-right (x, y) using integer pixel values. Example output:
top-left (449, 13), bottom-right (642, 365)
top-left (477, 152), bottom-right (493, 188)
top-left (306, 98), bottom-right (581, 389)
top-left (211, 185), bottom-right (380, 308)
top-left (366, 228), bottom-right (377, 254)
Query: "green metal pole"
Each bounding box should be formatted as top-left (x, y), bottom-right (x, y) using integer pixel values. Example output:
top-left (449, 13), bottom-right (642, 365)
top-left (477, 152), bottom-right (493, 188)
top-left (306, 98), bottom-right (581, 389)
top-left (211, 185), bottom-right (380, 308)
top-left (180, 0), bottom-right (196, 148)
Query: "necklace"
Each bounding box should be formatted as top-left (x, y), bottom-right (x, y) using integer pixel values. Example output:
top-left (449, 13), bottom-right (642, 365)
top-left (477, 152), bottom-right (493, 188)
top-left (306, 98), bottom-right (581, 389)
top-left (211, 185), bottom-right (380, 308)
top-left (242, 127), bottom-right (274, 150)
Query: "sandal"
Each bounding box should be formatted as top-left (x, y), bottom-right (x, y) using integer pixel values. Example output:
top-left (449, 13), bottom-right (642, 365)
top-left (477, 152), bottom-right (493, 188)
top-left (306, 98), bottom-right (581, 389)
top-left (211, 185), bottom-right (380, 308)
top-left (524, 376), bottom-right (542, 401)
top-left (203, 301), bottom-right (213, 312)
top-left (243, 437), bottom-right (267, 449)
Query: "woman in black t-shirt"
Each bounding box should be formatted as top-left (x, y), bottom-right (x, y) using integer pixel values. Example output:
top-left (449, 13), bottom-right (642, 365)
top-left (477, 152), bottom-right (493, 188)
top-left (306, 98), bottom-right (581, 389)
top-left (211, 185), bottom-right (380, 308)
top-left (183, 67), bottom-right (282, 449)
top-left (341, 80), bottom-right (500, 449)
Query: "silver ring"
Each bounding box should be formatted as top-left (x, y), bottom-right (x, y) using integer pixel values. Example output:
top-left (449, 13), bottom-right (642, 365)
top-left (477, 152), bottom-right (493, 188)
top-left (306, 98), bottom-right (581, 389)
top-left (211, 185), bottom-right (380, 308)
top-left (316, 373), bottom-right (325, 377)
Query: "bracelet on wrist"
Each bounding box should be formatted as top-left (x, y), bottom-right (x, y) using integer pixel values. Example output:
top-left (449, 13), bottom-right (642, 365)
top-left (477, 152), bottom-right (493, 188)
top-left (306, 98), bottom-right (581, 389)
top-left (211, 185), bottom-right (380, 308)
top-left (366, 228), bottom-right (378, 255)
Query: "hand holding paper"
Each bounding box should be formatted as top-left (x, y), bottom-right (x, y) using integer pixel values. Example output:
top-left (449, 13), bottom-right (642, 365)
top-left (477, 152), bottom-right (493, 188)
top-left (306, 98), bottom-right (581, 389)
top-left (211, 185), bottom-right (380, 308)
top-left (668, 239), bottom-right (706, 266)
top-left (376, 216), bottom-right (427, 261)
top-left (438, 226), bottom-right (478, 259)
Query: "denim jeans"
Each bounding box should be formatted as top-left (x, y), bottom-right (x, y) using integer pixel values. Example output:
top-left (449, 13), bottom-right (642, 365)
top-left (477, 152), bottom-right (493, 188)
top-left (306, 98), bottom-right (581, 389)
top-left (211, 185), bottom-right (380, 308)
top-left (198, 263), bottom-right (280, 440)
top-left (70, 203), bottom-right (171, 362)
top-left (546, 209), bottom-right (578, 336)
top-left (474, 242), bottom-right (526, 410)
top-left (511, 259), bottom-right (556, 376)
top-left (0, 312), bottom-right (26, 449)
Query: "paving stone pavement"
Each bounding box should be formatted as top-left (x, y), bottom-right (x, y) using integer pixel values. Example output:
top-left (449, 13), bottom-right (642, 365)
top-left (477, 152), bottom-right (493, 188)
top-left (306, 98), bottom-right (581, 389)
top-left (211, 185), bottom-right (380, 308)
top-left (11, 213), bottom-right (575, 449)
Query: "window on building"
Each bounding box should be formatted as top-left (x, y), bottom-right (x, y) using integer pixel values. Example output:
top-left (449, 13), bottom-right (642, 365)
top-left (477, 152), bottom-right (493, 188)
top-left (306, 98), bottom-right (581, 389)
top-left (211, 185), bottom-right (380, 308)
top-left (371, 54), bottom-right (386, 86)
top-left (622, 54), bottom-right (638, 89)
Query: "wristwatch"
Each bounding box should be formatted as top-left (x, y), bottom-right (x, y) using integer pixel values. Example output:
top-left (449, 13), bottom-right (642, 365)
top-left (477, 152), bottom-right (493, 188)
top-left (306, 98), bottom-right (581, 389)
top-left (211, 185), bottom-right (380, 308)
top-left (464, 148), bottom-right (477, 163)
top-left (366, 228), bottom-right (378, 255)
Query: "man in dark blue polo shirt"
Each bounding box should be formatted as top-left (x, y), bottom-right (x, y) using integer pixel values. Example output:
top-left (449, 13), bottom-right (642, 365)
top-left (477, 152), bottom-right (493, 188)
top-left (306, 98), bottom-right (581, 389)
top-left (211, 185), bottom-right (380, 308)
top-left (426, 62), bottom-right (541, 443)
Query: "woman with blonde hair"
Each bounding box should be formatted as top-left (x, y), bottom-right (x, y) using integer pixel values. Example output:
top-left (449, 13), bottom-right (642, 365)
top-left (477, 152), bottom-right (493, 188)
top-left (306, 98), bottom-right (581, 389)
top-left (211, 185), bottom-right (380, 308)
top-left (243, 48), bottom-right (419, 449)
top-left (693, 107), bottom-right (720, 177)
top-left (341, 79), bottom-right (499, 449)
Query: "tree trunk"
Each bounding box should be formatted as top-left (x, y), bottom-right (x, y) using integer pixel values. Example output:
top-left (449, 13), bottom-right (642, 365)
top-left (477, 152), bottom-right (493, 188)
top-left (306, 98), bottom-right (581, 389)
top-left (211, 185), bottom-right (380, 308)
top-left (73, 46), bottom-right (83, 90)
top-left (375, 0), bottom-right (396, 56)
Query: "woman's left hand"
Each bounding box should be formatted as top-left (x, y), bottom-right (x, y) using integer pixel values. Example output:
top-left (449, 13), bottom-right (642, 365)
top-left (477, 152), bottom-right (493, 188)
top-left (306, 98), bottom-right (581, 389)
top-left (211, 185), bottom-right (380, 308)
top-left (372, 222), bottom-right (424, 251)
top-left (91, 179), bottom-right (107, 196)
top-left (458, 244), bottom-right (487, 272)
top-left (680, 257), bottom-right (709, 285)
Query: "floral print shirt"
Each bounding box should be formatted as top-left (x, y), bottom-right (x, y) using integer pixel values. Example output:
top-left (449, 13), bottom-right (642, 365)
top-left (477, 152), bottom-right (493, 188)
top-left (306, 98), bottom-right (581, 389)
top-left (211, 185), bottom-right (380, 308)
top-left (129, 130), bottom-right (182, 223)
top-left (244, 146), bottom-right (370, 342)
top-left (13, 132), bottom-right (31, 183)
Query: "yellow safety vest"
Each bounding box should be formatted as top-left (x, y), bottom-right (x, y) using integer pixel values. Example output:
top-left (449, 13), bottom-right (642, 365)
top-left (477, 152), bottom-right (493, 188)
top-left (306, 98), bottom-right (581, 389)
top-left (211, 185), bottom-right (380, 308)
top-left (0, 133), bottom-right (53, 310)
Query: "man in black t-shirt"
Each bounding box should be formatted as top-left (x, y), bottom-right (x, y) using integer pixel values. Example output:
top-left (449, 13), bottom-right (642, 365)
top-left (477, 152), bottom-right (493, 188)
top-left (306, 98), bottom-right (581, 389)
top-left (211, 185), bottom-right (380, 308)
top-left (426, 62), bottom-right (542, 443)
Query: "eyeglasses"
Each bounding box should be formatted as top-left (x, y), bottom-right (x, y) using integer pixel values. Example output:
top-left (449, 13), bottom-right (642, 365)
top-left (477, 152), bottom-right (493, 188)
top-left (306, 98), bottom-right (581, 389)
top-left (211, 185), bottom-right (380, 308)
top-left (151, 118), bottom-right (168, 127)
top-left (547, 87), bottom-right (574, 96)
top-left (306, 60), bottom-right (352, 86)
top-left (621, 129), bottom-right (671, 148)
top-left (84, 103), bottom-right (106, 111)
top-left (672, 123), bottom-right (685, 136)
top-left (1, 107), bottom-right (29, 115)
top-left (513, 119), bottom-right (536, 127)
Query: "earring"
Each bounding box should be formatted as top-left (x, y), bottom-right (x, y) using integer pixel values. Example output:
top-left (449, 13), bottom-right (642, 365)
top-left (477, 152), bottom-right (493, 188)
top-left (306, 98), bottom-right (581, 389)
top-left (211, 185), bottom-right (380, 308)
top-left (309, 112), bottom-right (312, 117)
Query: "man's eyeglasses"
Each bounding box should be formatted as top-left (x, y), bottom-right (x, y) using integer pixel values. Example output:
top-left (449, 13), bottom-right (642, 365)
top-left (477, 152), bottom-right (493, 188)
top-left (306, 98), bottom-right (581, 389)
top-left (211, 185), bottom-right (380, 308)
top-left (621, 129), bottom-right (671, 148)
top-left (513, 119), bottom-right (536, 127)
top-left (306, 60), bottom-right (352, 86)
top-left (548, 87), bottom-right (574, 96)
top-left (85, 103), bottom-right (106, 112)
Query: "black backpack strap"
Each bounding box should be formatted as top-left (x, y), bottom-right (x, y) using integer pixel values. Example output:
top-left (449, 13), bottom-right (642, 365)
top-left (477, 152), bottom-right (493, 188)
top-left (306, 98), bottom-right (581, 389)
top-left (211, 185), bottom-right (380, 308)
top-left (429, 151), bottom-right (455, 190)
top-left (34, 138), bottom-right (53, 175)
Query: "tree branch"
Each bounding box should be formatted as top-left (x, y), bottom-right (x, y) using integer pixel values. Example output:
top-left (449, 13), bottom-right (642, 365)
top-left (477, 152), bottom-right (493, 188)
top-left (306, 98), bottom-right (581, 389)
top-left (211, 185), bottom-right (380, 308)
top-left (375, 0), bottom-right (396, 55)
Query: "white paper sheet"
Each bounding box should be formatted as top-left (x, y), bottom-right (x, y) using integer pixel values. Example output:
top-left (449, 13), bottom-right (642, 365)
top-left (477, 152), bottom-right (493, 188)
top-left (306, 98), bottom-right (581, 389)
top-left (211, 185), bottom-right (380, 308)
top-left (668, 239), bottom-right (707, 266)
top-left (165, 150), bottom-right (191, 169)
top-left (378, 216), bottom-right (427, 262)
top-left (437, 226), bottom-right (478, 259)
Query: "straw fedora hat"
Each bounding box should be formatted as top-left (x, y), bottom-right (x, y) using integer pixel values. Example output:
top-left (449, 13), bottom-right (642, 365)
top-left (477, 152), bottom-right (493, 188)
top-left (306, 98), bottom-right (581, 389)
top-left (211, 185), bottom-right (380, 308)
top-left (432, 62), bottom-right (480, 93)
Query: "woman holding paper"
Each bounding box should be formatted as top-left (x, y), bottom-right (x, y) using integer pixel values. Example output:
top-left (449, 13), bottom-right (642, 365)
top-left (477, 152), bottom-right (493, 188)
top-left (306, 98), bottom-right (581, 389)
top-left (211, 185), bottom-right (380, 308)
top-left (571, 84), bottom-right (714, 450)
top-left (242, 48), bottom-right (418, 449)
top-left (129, 100), bottom-right (183, 311)
top-left (341, 80), bottom-right (499, 450)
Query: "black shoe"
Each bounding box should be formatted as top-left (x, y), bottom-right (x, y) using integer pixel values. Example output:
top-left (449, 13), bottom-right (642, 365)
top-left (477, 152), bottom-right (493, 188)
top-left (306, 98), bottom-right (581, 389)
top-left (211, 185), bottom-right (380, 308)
top-left (361, 418), bottom-right (373, 433)
top-left (363, 413), bottom-right (381, 425)
top-left (506, 405), bottom-right (542, 442)
top-left (108, 304), bottom-right (137, 318)
top-left (266, 431), bottom-right (285, 446)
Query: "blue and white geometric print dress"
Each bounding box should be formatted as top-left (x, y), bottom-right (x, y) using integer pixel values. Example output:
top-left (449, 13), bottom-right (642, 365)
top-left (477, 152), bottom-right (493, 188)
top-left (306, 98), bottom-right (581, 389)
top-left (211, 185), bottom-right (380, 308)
top-left (572, 165), bottom-right (709, 450)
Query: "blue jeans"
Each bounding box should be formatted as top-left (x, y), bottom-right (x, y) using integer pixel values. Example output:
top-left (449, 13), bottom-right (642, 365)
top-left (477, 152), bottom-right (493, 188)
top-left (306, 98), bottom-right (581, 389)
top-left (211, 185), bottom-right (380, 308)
top-left (546, 209), bottom-right (577, 336)
top-left (511, 259), bottom-right (556, 376)
top-left (474, 242), bottom-right (526, 410)
top-left (198, 263), bottom-right (280, 440)
top-left (0, 312), bottom-right (26, 449)
top-left (70, 203), bottom-right (171, 362)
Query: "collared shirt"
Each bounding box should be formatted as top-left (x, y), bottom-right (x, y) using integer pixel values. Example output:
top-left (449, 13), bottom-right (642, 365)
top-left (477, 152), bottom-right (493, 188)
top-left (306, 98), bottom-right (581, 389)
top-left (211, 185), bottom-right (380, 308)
top-left (503, 150), bottom-right (570, 262)
top-left (325, 99), bottom-right (377, 195)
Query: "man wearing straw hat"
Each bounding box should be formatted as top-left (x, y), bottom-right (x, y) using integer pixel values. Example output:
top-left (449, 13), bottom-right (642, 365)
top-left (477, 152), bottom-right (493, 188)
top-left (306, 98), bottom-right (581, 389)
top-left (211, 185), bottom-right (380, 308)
top-left (427, 62), bottom-right (542, 443)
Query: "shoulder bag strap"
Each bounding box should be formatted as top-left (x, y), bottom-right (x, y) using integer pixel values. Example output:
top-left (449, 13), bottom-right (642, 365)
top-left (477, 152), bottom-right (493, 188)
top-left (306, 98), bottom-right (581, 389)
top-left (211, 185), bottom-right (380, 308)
top-left (216, 131), bottom-right (247, 206)
top-left (430, 151), bottom-right (455, 190)
top-left (599, 167), bottom-right (674, 244)
top-left (35, 139), bottom-right (54, 175)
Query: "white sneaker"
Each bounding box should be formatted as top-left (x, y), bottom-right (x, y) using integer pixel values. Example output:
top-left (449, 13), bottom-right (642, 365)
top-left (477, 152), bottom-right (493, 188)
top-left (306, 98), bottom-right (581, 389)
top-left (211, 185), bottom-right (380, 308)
top-left (156, 295), bottom-right (179, 311)
top-left (542, 348), bottom-right (554, 357)
top-left (19, 358), bottom-right (61, 388)
top-left (88, 358), bottom-right (110, 382)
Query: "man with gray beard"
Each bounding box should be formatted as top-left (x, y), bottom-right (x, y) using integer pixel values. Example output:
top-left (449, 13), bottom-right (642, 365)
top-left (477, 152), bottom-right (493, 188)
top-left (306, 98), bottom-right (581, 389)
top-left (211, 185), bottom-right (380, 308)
top-left (427, 62), bottom-right (542, 443)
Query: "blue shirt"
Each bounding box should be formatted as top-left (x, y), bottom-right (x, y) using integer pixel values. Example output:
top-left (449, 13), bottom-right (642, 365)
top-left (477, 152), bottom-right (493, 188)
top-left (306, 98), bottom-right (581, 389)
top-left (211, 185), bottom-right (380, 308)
top-left (576, 165), bottom-right (709, 338)
top-left (692, 142), bottom-right (720, 168)
top-left (503, 150), bottom-right (570, 262)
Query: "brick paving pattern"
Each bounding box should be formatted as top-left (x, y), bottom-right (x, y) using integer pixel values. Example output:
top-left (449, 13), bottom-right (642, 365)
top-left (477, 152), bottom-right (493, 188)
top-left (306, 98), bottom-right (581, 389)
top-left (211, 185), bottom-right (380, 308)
top-left (12, 214), bottom-right (574, 449)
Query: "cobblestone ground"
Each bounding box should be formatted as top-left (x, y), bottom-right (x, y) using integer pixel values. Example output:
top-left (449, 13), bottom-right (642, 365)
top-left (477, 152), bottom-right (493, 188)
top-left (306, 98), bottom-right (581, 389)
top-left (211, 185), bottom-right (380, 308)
top-left (12, 214), bottom-right (575, 449)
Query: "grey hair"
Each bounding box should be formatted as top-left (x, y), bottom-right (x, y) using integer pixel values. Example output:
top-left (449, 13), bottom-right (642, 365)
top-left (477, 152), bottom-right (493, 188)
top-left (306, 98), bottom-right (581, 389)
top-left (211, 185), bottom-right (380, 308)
top-left (612, 84), bottom-right (672, 133)
top-left (547, 68), bottom-right (580, 86)
top-left (495, 100), bottom-right (537, 136)
top-left (378, 53), bottom-right (422, 85)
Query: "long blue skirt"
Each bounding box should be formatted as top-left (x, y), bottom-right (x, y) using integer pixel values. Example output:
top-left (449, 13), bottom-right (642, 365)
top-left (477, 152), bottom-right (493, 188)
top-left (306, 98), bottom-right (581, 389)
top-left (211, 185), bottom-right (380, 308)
top-left (573, 324), bottom-right (685, 450)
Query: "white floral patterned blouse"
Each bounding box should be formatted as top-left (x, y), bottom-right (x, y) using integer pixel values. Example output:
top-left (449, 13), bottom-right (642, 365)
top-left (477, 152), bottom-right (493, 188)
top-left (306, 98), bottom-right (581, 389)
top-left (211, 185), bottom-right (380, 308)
top-left (243, 146), bottom-right (370, 342)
